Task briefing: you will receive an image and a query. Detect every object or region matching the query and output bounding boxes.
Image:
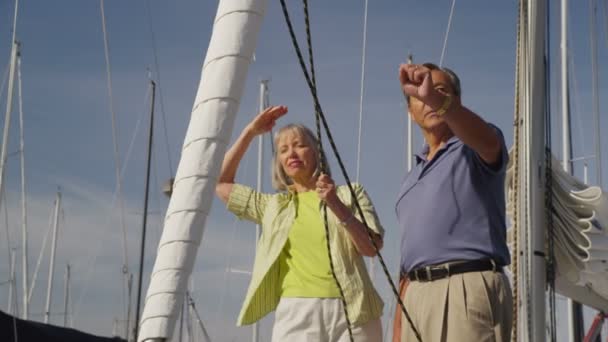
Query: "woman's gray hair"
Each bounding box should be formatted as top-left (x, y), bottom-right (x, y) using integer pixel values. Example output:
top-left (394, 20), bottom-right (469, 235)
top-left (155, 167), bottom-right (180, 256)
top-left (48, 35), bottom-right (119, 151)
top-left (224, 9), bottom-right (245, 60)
top-left (271, 123), bottom-right (331, 191)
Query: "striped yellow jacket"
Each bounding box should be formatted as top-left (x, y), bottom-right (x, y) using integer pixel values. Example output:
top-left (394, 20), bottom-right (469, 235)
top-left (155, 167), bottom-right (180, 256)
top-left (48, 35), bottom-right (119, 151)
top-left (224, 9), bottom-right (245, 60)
top-left (226, 182), bottom-right (384, 326)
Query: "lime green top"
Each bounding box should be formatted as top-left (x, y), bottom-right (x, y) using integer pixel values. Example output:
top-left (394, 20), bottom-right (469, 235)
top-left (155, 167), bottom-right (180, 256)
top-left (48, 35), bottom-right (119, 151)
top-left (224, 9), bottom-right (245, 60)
top-left (278, 191), bottom-right (341, 298)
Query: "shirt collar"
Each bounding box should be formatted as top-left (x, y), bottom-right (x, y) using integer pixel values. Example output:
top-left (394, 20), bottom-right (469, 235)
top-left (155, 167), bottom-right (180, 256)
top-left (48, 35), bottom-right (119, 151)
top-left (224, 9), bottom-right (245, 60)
top-left (415, 135), bottom-right (461, 163)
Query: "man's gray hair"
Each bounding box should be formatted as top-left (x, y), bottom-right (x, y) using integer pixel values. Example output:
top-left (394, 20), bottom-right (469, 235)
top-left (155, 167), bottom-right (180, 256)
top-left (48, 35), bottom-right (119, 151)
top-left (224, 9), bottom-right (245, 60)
top-left (405, 63), bottom-right (462, 104)
top-left (423, 62), bottom-right (461, 97)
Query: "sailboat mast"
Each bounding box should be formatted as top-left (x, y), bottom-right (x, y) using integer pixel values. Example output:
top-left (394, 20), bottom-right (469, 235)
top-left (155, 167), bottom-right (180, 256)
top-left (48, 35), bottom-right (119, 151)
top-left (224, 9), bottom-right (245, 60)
top-left (590, 0), bottom-right (601, 187)
top-left (561, 0), bottom-right (585, 338)
top-left (63, 264), bottom-right (70, 327)
top-left (0, 0), bottom-right (21, 216)
top-left (17, 42), bottom-right (28, 321)
top-left (44, 190), bottom-right (62, 324)
top-left (138, 1), bottom-right (268, 340)
top-left (355, 0), bottom-right (369, 183)
top-left (7, 248), bottom-right (16, 315)
top-left (526, 0), bottom-right (547, 340)
top-left (406, 54), bottom-right (413, 173)
top-left (253, 79), bottom-right (269, 342)
top-left (561, 0), bottom-right (572, 175)
top-left (134, 79), bottom-right (156, 342)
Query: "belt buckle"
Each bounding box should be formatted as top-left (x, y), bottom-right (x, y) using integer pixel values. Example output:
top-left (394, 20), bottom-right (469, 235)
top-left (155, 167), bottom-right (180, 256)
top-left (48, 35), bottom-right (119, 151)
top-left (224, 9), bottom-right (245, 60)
top-left (429, 264), bottom-right (450, 281)
top-left (423, 266), bottom-right (432, 281)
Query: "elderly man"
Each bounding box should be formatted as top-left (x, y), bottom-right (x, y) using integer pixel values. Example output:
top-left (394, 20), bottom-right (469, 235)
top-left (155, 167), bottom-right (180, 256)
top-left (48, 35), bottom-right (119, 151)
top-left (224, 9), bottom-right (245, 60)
top-left (395, 63), bottom-right (512, 342)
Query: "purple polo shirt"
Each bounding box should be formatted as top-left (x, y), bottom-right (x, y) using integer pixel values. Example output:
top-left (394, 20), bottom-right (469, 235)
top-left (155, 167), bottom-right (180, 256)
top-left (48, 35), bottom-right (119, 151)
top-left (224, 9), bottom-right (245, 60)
top-left (396, 126), bottom-right (511, 273)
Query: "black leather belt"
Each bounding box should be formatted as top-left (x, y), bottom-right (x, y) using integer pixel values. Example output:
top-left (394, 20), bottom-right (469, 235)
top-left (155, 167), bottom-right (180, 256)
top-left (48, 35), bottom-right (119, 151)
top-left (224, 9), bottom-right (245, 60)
top-left (405, 259), bottom-right (502, 282)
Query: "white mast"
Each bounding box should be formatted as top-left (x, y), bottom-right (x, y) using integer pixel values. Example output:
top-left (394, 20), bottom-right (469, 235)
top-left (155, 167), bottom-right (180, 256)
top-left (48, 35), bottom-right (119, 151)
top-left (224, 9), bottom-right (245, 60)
top-left (0, 0), bottom-right (20, 216)
top-left (253, 79), bottom-right (269, 342)
top-left (406, 54), bottom-right (413, 173)
top-left (7, 248), bottom-right (16, 315)
top-left (590, 0), bottom-right (601, 187)
top-left (44, 190), bottom-right (61, 324)
top-left (355, 0), bottom-right (368, 184)
top-left (138, 1), bottom-right (268, 340)
top-left (519, 0), bottom-right (547, 340)
top-left (63, 264), bottom-right (70, 327)
top-left (562, 0), bottom-right (584, 339)
top-left (561, 0), bottom-right (571, 175)
top-left (17, 41), bottom-right (28, 320)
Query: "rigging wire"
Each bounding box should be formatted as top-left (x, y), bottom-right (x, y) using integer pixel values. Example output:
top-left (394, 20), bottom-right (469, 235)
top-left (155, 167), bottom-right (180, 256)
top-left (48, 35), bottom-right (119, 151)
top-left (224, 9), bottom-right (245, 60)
top-left (439, 0), bottom-right (457, 67)
top-left (27, 205), bottom-right (54, 303)
top-left (278, 1), bottom-right (421, 340)
top-left (145, 0), bottom-right (174, 176)
top-left (99, 0), bottom-right (130, 327)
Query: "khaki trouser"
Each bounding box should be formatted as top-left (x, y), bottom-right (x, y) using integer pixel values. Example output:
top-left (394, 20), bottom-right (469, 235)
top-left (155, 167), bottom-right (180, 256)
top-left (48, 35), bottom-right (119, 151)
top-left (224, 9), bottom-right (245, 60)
top-left (272, 297), bottom-right (382, 342)
top-left (400, 270), bottom-right (512, 342)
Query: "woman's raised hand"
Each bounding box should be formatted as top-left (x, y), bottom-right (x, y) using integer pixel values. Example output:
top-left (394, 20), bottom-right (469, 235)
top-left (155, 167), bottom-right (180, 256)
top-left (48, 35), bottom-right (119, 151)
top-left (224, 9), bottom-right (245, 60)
top-left (247, 105), bottom-right (288, 136)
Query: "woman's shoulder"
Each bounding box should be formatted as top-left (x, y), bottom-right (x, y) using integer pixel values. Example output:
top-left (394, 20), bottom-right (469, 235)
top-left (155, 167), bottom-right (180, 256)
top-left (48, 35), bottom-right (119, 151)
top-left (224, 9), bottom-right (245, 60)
top-left (336, 183), bottom-right (367, 201)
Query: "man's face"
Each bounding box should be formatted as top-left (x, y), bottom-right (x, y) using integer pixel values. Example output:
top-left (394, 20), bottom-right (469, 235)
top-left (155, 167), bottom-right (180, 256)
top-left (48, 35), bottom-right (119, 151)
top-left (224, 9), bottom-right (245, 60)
top-left (408, 69), bottom-right (457, 131)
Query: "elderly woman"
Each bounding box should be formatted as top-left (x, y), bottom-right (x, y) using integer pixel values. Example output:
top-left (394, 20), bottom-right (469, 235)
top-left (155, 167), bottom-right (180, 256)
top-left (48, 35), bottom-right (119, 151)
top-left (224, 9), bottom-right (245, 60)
top-left (216, 105), bottom-right (384, 341)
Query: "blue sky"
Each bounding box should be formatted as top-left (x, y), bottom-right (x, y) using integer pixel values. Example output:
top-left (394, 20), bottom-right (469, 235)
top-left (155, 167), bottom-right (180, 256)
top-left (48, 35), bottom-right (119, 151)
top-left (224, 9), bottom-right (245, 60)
top-left (0, 0), bottom-right (607, 341)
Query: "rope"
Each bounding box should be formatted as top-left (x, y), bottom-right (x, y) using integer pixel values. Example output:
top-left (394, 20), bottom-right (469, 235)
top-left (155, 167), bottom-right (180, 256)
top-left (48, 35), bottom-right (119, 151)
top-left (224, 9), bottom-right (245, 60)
top-left (99, 1), bottom-right (130, 327)
top-left (278, 1), bottom-right (421, 341)
top-left (510, 1), bottom-right (522, 340)
top-left (439, 0), bottom-right (457, 67)
top-left (145, 0), bottom-right (174, 176)
top-left (300, 1), bottom-right (353, 340)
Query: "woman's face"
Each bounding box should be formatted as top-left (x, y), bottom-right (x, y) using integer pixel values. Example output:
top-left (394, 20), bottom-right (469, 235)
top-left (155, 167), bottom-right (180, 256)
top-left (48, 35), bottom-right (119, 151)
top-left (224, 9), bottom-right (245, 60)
top-left (277, 129), bottom-right (316, 182)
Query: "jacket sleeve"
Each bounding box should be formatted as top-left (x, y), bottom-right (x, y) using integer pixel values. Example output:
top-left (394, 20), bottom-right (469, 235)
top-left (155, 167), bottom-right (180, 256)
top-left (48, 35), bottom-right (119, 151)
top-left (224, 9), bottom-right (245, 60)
top-left (226, 184), bottom-right (271, 225)
top-left (344, 183), bottom-right (385, 237)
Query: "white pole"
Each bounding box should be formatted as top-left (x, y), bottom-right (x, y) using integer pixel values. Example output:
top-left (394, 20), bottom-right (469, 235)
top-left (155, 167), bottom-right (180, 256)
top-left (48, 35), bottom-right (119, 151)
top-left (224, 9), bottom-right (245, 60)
top-left (44, 190), bottom-right (61, 324)
top-left (406, 54), bottom-right (413, 173)
top-left (561, 0), bottom-right (571, 175)
top-left (138, 1), bottom-right (268, 340)
top-left (63, 264), bottom-right (70, 327)
top-left (8, 248), bottom-right (16, 315)
top-left (253, 79), bottom-right (269, 342)
top-left (562, 0), bottom-right (584, 338)
top-left (527, 1), bottom-right (547, 340)
top-left (17, 45), bottom-right (28, 320)
top-left (590, 0), bottom-right (601, 187)
top-left (0, 0), bottom-right (20, 221)
top-left (355, 0), bottom-right (369, 184)
top-left (0, 40), bottom-right (19, 214)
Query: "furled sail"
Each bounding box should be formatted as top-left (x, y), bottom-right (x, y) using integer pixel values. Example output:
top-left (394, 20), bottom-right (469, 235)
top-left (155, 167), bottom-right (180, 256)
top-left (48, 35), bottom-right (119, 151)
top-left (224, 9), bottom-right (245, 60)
top-left (506, 155), bottom-right (608, 312)
top-left (137, 1), bottom-right (268, 340)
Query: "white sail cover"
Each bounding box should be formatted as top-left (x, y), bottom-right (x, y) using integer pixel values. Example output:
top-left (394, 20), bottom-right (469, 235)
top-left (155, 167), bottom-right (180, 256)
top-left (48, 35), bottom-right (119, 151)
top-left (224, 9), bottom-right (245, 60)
top-left (138, 1), bottom-right (268, 340)
top-left (506, 154), bottom-right (608, 312)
